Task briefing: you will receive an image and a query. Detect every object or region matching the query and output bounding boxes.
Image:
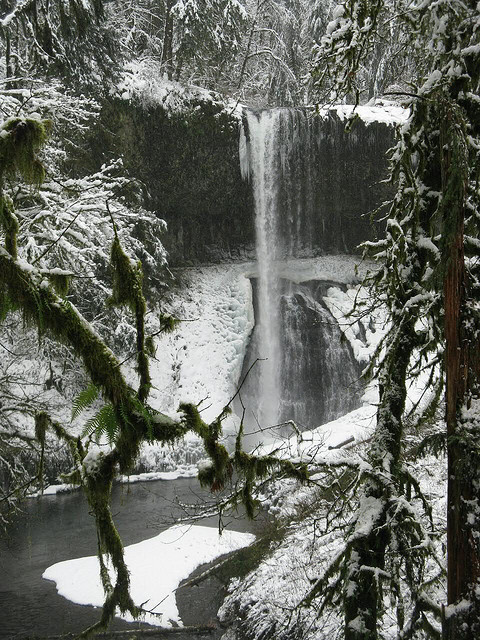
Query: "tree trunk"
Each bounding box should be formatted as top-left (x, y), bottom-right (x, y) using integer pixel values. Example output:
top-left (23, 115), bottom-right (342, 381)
top-left (443, 116), bottom-right (480, 639)
top-left (344, 319), bottom-right (414, 640)
top-left (161, 0), bottom-right (174, 80)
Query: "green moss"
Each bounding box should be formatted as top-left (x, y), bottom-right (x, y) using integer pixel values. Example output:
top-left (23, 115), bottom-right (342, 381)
top-left (109, 238), bottom-right (144, 312)
top-left (108, 237), bottom-right (151, 402)
top-left (0, 117), bottom-right (51, 186)
top-left (145, 335), bottom-right (156, 356)
top-left (0, 194), bottom-right (19, 257)
top-left (46, 272), bottom-right (70, 296)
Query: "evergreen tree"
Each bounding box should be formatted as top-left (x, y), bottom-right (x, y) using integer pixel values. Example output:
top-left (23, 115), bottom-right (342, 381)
top-left (109, 0), bottom-right (248, 86)
top-left (0, 0), bottom-right (117, 88)
top-left (311, 0), bottom-right (480, 637)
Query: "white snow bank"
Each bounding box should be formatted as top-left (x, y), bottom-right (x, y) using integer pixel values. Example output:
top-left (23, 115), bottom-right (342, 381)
top-left (148, 264), bottom-right (255, 428)
top-left (256, 403), bottom-right (376, 464)
top-left (43, 524), bottom-right (255, 627)
top-left (320, 101), bottom-right (409, 126)
top-left (273, 255), bottom-right (367, 283)
top-left (118, 467), bottom-right (198, 483)
top-left (322, 284), bottom-right (386, 363)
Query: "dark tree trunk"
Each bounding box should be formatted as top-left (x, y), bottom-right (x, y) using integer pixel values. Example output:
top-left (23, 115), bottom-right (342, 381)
top-left (344, 318), bottom-right (414, 640)
top-left (444, 197), bottom-right (467, 604)
top-left (161, 0), bottom-right (174, 80)
top-left (443, 111), bottom-right (480, 639)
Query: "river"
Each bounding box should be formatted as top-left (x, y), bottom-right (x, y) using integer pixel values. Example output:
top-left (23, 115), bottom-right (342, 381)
top-left (0, 478), bottom-right (259, 639)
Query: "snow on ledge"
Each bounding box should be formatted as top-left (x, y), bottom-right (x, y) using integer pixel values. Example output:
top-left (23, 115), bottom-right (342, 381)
top-left (317, 101), bottom-right (409, 126)
top-left (117, 61), bottom-right (226, 116)
top-left (43, 524), bottom-right (255, 627)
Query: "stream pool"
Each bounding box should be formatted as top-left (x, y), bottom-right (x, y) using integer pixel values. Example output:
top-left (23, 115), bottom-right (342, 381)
top-left (0, 478), bottom-right (257, 639)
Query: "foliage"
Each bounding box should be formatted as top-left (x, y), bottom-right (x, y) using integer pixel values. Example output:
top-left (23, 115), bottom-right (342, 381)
top-left (0, 0), bottom-right (117, 88)
top-left (307, 0), bottom-right (480, 638)
top-left (108, 0), bottom-right (247, 87)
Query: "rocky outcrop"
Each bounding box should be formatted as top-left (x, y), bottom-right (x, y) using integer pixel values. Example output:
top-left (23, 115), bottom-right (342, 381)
top-left (90, 100), bottom-right (394, 267)
top-left (238, 278), bottom-right (363, 432)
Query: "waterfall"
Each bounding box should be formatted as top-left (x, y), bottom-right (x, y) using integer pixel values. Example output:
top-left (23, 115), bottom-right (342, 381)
top-left (239, 108), bottom-right (363, 437)
top-left (242, 110), bottom-right (283, 428)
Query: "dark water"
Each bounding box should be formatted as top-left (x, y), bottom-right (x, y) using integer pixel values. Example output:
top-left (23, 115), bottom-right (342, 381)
top-left (0, 479), bottom-right (257, 639)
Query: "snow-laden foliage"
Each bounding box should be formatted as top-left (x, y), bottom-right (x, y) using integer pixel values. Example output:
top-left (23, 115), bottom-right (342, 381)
top-left (301, 1), bottom-right (480, 638)
top-left (220, 449), bottom-right (447, 640)
top-left (311, 0), bottom-right (418, 103)
top-left (107, 0), bottom-right (247, 88)
top-left (0, 0), bottom-right (117, 88)
top-left (0, 83), bottom-right (171, 528)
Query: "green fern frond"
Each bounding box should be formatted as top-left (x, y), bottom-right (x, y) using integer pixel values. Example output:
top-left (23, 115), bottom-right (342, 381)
top-left (72, 382), bottom-right (99, 421)
top-left (82, 403), bottom-right (118, 443)
top-left (131, 396), bottom-right (154, 440)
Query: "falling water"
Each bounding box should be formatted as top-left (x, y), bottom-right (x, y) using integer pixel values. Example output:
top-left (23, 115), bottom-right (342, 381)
top-left (240, 108), bottom-right (316, 428)
top-left (239, 108), bottom-right (363, 435)
top-left (241, 110), bottom-right (283, 428)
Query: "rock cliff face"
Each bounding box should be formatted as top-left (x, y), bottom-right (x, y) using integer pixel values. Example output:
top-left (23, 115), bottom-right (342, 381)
top-left (92, 99), bottom-right (394, 266)
top-left (92, 97), bottom-right (254, 265)
top-left (239, 278), bottom-right (363, 432)
top-left (87, 98), bottom-right (396, 433)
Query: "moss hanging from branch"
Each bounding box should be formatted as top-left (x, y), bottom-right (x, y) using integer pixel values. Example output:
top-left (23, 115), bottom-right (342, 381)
top-left (0, 194), bottom-right (19, 258)
top-left (0, 117), bottom-right (50, 258)
top-left (109, 236), bottom-right (151, 403)
top-left (0, 117), bottom-right (50, 185)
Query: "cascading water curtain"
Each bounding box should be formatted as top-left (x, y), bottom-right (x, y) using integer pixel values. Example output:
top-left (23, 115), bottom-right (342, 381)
top-left (240, 107), bottom-right (315, 431)
top-left (241, 109), bottom-right (283, 429)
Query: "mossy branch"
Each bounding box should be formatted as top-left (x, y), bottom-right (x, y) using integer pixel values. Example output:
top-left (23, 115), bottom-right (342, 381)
top-left (109, 236), bottom-right (151, 403)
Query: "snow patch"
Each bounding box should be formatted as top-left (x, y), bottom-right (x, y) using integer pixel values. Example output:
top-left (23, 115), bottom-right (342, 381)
top-left (43, 524), bottom-right (255, 627)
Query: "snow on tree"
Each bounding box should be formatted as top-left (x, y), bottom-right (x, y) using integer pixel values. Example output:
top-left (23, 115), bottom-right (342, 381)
top-left (305, 0), bottom-right (480, 638)
top-left (108, 0), bottom-right (247, 88)
top-left (0, 0), bottom-right (117, 88)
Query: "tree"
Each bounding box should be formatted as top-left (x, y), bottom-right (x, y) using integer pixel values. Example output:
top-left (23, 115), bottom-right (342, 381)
top-left (0, 0), bottom-right (117, 88)
top-left (310, 0), bottom-right (480, 638)
top-left (109, 0), bottom-right (247, 86)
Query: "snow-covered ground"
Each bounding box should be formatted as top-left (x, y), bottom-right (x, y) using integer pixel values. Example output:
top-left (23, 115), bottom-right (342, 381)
top-left (322, 101), bottom-right (409, 126)
top-left (218, 446), bottom-right (447, 640)
top-left (43, 524), bottom-right (255, 627)
top-left (147, 263), bottom-right (255, 429)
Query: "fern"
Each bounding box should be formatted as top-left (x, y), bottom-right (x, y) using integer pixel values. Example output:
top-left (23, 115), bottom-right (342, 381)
top-left (117, 396), bottom-right (155, 441)
top-left (82, 403), bottom-right (119, 443)
top-left (71, 382), bottom-right (99, 421)
top-left (132, 397), bottom-right (155, 441)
